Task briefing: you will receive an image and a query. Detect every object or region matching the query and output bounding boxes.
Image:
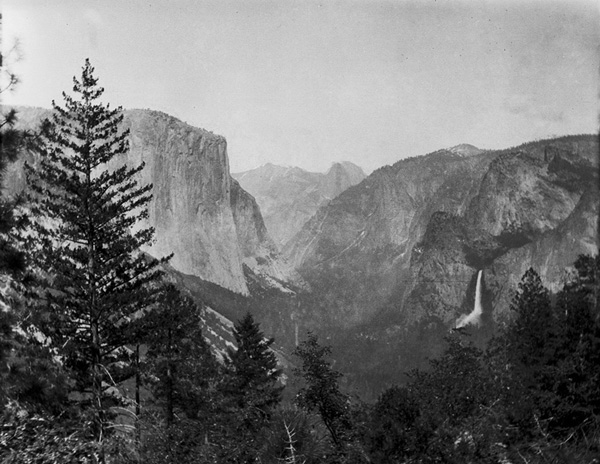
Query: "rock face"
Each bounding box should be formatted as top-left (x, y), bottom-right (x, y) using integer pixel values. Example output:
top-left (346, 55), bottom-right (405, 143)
top-left (284, 137), bottom-right (599, 330)
top-left (5, 106), bottom-right (296, 295)
top-left (283, 145), bottom-right (498, 327)
top-left (232, 162), bottom-right (365, 248)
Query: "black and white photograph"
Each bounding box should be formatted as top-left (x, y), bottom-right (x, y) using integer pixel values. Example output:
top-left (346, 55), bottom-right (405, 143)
top-left (1, 1), bottom-right (598, 462)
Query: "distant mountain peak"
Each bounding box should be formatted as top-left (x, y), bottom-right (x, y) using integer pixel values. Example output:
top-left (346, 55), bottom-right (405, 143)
top-left (327, 160), bottom-right (365, 173)
top-left (447, 144), bottom-right (483, 157)
top-left (233, 161), bottom-right (366, 247)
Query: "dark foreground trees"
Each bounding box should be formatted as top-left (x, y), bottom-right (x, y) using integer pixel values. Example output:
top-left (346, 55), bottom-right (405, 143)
top-left (225, 312), bottom-right (283, 418)
top-left (216, 312), bottom-right (283, 462)
top-left (293, 332), bottom-right (350, 448)
top-left (137, 284), bottom-right (220, 464)
top-left (142, 284), bottom-right (219, 427)
top-left (360, 257), bottom-right (600, 464)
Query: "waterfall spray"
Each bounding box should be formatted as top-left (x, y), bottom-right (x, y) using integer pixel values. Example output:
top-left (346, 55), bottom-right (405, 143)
top-left (457, 270), bottom-right (483, 328)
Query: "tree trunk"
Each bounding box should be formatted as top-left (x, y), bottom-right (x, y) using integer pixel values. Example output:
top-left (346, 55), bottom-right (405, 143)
top-left (135, 343), bottom-right (141, 459)
top-left (166, 326), bottom-right (174, 427)
top-left (91, 319), bottom-right (105, 463)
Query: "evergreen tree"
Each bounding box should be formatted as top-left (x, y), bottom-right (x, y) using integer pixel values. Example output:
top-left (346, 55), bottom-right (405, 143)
top-left (142, 284), bottom-right (219, 425)
top-left (406, 332), bottom-right (501, 463)
top-left (507, 268), bottom-right (555, 371)
top-left (220, 312), bottom-right (282, 462)
top-left (0, 36), bottom-right (59, 413)
top-left (0, 104), bottom-right (27, 277)
top-left (552, 254), bottom-right (600, 435)
top-left (363, 385), bottom-right (420, 463)
top-left (486, 260), bottom-right (600, 460)
top-left (0, 20), bottom-right (28, 277)
top-left (0, 22), bottom-right (28, 338)
top-left (225, 312), bottom-right (282, 418)
top-left (410, 332), bottom-right (492, 428)
top-left (139, 283), bottom-right (219, 463)
top-left (25, 59), bottom-right (169, 442)
top-left (293, 332), bottom-right (349, 449)
top-left (501, 269), bottom-right (555, 434)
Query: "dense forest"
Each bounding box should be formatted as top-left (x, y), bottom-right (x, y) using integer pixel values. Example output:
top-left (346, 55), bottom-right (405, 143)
top-left (0, 61), bottom-right (598, 463)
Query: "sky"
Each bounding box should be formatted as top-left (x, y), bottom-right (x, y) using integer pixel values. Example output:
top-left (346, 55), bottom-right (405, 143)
top-left (2, 0), bottom-right (598, 173)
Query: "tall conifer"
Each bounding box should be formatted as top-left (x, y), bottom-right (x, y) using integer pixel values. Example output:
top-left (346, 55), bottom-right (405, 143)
top-left (25, 59), bottom-right (169, 441)
top-left (142, 284), bottom-right (218, 425)
top-left (225, 312), bottom-right (282, 417)
top-left (293, 332), bottom-right (349, 448)
top-left (508, 268), bottom-right (554, 368)
top-left (504, 268), bottom-right (557, 433)
top-left (219, 312), bottom-right (282, 461)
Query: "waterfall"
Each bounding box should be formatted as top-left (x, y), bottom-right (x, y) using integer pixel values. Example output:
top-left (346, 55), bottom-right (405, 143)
top-left (294, 322), bottom-right (299, 347)
top-left (457, 270), bottom-right (483, 328)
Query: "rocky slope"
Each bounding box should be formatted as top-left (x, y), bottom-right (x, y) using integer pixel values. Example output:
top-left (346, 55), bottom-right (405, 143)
top-left (4, 106), bottom-right (298, 295)
top-left (283, 145), bottom-right (498, 327)
top-left (279, 135), bottom-right (598, 397)
top-left (404, 136), bottom-right (598, 329)
top-left (285, 136), bottom-right (598, 331)
top-left (232, 162), bottom-right (365, 248)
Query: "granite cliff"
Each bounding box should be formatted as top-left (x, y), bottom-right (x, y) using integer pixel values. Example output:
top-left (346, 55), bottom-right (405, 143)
top-left (283, 144), bottom-right (497, 327)
top-left (280, 135), bottom-right (598, 396)
top-left (232, 162), bottom-right (365, 248)
top-left (285, 136), bottom-right (598, 331)
top-left (405, 136), bottom-right (598, 329)
top-left (4, 106), bottom-right (297, 295)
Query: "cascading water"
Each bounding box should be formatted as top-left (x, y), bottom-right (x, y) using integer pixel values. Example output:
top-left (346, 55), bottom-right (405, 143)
top-left (457, 270), bottom-right (483, 328)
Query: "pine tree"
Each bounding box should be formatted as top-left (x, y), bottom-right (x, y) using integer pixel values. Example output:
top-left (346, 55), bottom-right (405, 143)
top-left (139, 283), bottom-right (219, 463)
top-left (508, 268), bottom-right (555, 369)
top-left (0, 27), bottom-right (27, 285)
top-left (293, 332), bottom-right (349, 448)
top-left (552, 254), bottom-right (600, 434)
top-left (364, 385), bottom-right (420, 462)
top-left (0, 105), bottom-right (27, 278)
top-left (0, 36), bottom-right (50, 412)
top-left (25, 59), bottom-right (169, 441)
top-left (502, 268), bottom-right (558, 438)
top-left (141, 284), bottom-right (218, 425)
top-left (220, 312), bottom-right (282, 462)
top-left (225, 312), bottom-right (282, 419)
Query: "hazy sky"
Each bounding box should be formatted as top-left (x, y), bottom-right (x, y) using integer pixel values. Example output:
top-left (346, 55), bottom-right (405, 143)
top-left (2, 0), bottom-right (598, 173)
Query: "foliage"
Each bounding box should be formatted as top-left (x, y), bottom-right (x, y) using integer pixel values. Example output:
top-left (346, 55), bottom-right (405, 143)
top-left (139, 409), bottom-right (217, 464)
top-left (213, 312), bottom-right (283, 462)
top-left (293, 332), bottom-right (351, 451)
top-left (359, 257), bottom-right (600, 463)
top-left (24, 58), bottom-right (169, 441)
top-left (362, 386), bottom-right (421, 462)
top-left (0, 102), bottom-right (27, 278)
top-left (260, 409), bottom-right (329, 464)
top-left (0, 28), bottom-right (29, 398)
top-left (507, 268), bottom-right (555, 369)
top-left (141, 283), bottom-right (220, 424)
top-left (224, 312), bottom-right (283, 419)
top-left (0, 33), bottom-right (71, 421)
top-left (550, 255), bottom-right (600, 436)
top-left (361, 332), bottom-right (504, 463)
top-left (0, 401), bottom-right (100, 463)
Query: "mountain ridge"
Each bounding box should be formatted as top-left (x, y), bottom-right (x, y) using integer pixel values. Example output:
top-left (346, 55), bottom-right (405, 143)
top-left (284, 134), bottom-right (598, 329)
top-left (232, 161), bottom-right (366, 248)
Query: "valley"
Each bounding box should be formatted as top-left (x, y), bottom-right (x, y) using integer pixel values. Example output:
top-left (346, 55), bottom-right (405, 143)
top-left (6, 106), bottom-right (598, 398)
top-left (3, 3), bottom-right (598, 460)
